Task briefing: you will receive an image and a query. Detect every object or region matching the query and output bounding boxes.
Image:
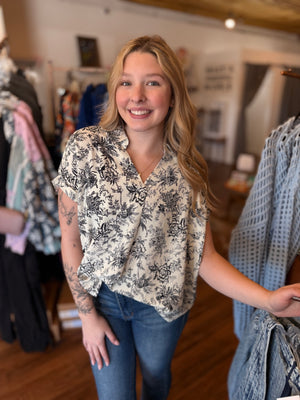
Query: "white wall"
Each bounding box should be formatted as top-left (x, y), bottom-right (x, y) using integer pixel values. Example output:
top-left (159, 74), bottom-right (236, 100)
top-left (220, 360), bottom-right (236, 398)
top-left (195, 50), bottom-right (243, 163)
top-left (2, 0), bottom-right (300, 162)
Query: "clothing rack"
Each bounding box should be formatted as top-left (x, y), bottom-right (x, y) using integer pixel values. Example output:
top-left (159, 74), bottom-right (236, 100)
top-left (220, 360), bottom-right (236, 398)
top-left (281, 69), bottom-right (300, 79)
top-left (0, 53), bottom-right (64, 351)
top-left (47, 61), bottom-right (109, 127)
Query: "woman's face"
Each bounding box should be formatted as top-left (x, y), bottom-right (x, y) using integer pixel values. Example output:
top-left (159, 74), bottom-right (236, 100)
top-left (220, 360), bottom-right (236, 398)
top-left (115, 51), bottom-right (172, 138)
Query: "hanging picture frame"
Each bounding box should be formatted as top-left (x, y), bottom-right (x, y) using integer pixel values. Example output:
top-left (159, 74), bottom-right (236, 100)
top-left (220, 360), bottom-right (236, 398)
top-left (77, 36), bottom-right (100, 67)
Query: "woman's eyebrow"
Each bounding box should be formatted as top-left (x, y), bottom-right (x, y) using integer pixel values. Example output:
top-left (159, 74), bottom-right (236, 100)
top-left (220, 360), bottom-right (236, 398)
top-left (121, 72), bottom-right (166, 79)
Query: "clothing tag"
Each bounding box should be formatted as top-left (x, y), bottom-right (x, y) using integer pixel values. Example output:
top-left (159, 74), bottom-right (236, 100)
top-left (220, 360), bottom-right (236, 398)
top-left (277, 396), bottom-right (300, 399)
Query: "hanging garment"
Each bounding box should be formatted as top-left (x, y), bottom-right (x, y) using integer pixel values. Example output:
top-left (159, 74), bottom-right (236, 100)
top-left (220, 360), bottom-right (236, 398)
top-left (0, 58), bottom-right (62, 351)
top-left (76, 83), bottom-right (107, 129)
top-left (228, 309), bottom-right (300, 400)
top-left (0, 119), bottom-right (52, 352)
top-left (229, 117), bottom-right (300, 339)
top-left (8, 69), bottom-right (44, 138)
top-left (0, 237), bottom-right (51, 352)
top-left (1, 92), bottom-right (61, 255)
top-left (55, 90), bottom-right (79, 154)
top-left (0, 116), bottom-right (10, 205)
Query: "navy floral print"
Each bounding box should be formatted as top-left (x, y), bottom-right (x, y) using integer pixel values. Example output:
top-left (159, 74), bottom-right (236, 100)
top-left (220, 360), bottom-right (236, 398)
top-left (53, 126), bottom-right (208, 321)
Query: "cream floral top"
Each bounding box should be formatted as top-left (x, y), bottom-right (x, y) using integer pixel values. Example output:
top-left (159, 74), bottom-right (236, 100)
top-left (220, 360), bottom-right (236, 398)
top-left (53, 126), bottom-right (208, 321)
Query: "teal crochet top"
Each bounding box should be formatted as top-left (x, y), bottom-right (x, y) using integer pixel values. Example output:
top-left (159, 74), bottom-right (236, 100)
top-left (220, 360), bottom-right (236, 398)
top-left (229, 117), bottom-right (300, 339)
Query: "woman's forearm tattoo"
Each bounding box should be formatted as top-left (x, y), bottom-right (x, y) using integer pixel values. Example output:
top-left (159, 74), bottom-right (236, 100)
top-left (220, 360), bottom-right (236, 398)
top-left (58, 191), bottom-right (76, 226)
top-left (63, 262), bottom-right (94, 315)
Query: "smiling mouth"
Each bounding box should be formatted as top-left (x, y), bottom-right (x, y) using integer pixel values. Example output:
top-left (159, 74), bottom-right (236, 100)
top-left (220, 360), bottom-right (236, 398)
top-left (129, 109), bottom-right (151, 116)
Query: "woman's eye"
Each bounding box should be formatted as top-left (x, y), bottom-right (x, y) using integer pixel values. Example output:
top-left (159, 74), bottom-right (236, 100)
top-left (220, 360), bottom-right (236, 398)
top-left (147, 81), bottom-right (160, 86)
top-left (120, 81), bottom-right (130, 86)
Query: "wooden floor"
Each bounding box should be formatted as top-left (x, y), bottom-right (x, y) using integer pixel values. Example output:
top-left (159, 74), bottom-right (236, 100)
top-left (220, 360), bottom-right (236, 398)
top-left (0, 162), bottom-right (242, 400)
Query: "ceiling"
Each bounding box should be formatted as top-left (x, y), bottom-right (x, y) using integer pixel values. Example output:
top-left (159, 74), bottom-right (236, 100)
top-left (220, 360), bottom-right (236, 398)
top-left (123, 0), bottom-right (300, 35)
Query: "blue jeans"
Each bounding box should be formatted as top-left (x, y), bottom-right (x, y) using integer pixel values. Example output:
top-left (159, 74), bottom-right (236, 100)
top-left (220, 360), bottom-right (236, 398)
top-left (91, 283), bottom-right (189, 400)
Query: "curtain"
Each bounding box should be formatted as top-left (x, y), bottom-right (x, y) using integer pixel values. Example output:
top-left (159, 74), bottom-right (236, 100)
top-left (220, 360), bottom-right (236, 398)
top-left (234, 63), bottom-right (269, 159)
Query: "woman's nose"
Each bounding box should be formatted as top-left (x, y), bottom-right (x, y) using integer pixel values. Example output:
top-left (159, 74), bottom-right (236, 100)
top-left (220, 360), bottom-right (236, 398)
top-left (131, 84), bottom-right (145, 102)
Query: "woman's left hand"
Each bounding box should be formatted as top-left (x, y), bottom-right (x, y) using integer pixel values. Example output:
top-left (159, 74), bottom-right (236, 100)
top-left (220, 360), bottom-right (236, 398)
top-left (268, 284), bottom-right (300, 317)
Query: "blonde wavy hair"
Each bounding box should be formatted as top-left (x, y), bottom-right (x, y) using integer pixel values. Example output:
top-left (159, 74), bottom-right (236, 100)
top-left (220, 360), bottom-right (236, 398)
top-left (100, 35), bottom-right (215, 211)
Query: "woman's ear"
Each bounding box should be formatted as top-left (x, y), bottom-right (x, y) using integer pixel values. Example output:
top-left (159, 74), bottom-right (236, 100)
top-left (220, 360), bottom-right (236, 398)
top-left (170, 97), bottom-right (175, 107)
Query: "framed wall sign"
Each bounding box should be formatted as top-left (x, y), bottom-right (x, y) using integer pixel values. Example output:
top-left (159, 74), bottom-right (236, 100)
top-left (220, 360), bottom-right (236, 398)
top-left (77, 36), bottom-right (100, 67)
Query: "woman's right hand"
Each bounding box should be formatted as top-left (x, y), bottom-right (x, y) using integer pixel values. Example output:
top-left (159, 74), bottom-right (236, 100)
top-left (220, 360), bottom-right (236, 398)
top-left (81, 313), bottom-right (120, 370)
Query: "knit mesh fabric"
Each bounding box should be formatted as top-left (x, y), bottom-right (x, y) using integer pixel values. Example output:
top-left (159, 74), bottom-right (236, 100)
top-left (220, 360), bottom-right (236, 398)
top-left (229, 117), bottom-right (300, 339)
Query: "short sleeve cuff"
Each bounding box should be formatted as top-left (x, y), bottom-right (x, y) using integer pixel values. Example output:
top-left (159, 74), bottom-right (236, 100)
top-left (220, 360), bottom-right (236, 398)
top-left (52, 175), bottom-right (78, 203)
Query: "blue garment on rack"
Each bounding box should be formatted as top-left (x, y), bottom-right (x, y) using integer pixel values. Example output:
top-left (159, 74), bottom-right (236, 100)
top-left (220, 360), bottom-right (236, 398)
top-left (228, 309), bottom-right (300, 400)
top-left (76, 83), bottom-right (107, 129)
top-left (229, 117), bottom-right (300, 339)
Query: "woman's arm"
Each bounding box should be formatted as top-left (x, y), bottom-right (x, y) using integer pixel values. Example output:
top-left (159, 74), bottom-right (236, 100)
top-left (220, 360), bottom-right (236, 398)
top-left (58, 189), bottom-right (119, 369)
top-left (199, 222), bottom-right (300, 317)
top-left (0, 206), bottom-right (25, 235)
